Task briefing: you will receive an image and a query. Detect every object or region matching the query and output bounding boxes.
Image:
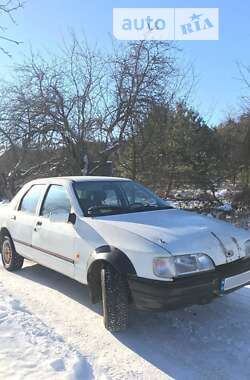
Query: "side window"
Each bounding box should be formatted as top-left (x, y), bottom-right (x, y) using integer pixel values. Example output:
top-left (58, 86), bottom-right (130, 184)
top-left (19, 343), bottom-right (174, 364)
top-left (40, 185), bottom-right (71, 217)
top-left (19, 185), bottom-right (46, 214)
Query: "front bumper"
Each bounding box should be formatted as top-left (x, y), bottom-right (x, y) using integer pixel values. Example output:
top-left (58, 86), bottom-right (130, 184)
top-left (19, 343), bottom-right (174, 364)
top-left (128, 257), bottom-right (250, 311)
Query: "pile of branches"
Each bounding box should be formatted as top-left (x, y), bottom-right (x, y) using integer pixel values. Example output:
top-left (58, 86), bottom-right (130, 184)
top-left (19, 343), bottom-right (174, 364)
top-left (167, 187), bottom-right (250, 230)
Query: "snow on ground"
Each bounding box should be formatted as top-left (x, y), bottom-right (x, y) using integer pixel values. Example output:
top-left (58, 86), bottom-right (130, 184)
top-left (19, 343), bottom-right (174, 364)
top-left (1, 260), bottom-right (250, 380)
top-left (0, 281), bottom-right (92, 380)
top-left (216, 202), bottom-right (233, 212)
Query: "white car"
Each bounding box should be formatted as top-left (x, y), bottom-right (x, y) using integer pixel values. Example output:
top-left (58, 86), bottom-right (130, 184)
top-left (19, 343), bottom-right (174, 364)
top-left (1, 176), bottom-right (250, 331)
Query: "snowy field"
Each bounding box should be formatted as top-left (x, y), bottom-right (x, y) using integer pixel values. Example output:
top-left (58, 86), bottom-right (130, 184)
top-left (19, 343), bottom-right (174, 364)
top-left (1, 260), bottom-right (250, 379)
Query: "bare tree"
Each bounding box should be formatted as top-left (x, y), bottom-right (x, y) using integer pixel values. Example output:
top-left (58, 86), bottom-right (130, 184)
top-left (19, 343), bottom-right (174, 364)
top-left (102, 41), bottom-right (193, 179)
top-left (0, 35), bottom-right (187, 195)
top-left (0, 80), bottom-right (64, 198)
top-left (237, 62), bottom-right (250, 110)
top-left (89, 40), bottom-right (185, 174)
top-left (12, 38), bottom-right (182, 171)
top-left (0, 0), bottom-right (23, 57)
top-left (11, 37), bottom-right (107, 175)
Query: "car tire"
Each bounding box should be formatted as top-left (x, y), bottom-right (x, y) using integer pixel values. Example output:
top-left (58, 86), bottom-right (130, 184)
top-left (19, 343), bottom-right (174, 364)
top-left (1, 234), bottom-right (24, 271)
top-left (101, 265), bottom-right (129, 332)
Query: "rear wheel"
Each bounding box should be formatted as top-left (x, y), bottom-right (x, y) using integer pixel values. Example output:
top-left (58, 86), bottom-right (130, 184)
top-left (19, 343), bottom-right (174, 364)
top-left (101, 265), bottom-right (129, 332)
top-left (1, 234), bottom-right (24, 271)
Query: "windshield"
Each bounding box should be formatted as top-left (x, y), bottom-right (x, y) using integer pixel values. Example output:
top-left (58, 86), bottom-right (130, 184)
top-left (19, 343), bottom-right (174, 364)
top-left (73, 180), bottom-right (171, 217)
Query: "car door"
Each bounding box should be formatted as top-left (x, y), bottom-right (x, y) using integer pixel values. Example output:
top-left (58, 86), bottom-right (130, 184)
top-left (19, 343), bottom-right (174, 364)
top-left (9, 184), bottom-right (46, 259)
top-left (32, 184), bottom-right (76, 278)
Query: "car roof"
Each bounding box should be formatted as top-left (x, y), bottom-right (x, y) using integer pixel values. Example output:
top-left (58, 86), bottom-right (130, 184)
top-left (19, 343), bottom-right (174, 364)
top-left (26, 176), bottom-right (131, 186)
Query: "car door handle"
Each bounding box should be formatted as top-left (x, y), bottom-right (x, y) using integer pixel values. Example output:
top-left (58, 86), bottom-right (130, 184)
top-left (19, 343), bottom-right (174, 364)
top-left (34, 221), bottom-right (42, 232)
top-left (34, 220), bottom-right (43, 232)
top-left (10, 215), bottom-right (16, 221)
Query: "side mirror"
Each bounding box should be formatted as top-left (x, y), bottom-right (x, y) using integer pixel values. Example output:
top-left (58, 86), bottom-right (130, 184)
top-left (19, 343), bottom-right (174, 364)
top-left (68, 212), bottom-right (76, 224)
top-left (49, 210), bottom-right (70, 224)
top-left (87, 207), bottom-right (95, 217)
top-left (49, 211), bottom-right (77, 224)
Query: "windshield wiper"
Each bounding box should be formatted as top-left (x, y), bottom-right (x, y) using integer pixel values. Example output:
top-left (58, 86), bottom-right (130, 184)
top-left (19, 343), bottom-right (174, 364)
top-left (87, 205), bottom-right (128, 216)
top-left (127, 204), bottom-right (173, 212)
top-left (87, 204), bottom-right (173, 217)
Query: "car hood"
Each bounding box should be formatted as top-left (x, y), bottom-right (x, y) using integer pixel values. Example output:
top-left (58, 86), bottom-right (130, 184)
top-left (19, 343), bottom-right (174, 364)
top-left (88, 209), bottom-right (250, 266)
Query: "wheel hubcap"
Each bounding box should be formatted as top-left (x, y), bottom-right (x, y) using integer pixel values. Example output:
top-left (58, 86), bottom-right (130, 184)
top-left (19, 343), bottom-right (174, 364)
top-left (3, 241), bottom-right (12, 265)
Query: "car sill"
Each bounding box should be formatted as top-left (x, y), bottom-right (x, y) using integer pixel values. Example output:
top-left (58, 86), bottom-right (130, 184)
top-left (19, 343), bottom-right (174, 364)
top-left (13, 238), bottom-right (75, 264)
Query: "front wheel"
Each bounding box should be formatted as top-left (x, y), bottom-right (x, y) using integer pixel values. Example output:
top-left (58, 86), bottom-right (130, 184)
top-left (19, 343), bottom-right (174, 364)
top-left (1, 234), bottom-right (24, 271)
top-left (101, 265), bottom-right (129, 332)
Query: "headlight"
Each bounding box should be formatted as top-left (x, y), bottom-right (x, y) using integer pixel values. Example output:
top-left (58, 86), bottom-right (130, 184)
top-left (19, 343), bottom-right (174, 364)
top-left (245, 240), bottom-right (250, 257)
top-left (153, 254), bottom-right (215, 279)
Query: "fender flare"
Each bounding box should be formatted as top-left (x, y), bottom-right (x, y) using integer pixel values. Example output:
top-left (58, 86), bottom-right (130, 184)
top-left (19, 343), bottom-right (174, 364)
top-left (87, 245), bottom-right (137, 278)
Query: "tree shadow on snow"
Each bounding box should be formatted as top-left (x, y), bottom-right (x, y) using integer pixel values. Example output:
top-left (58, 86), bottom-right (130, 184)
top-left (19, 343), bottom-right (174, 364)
top-left (115, 288), bottom-right (250, 380)
top-left (14, 262), bottom-right (250, 380)
top-left (15, 261), bottom-right (102, 315)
